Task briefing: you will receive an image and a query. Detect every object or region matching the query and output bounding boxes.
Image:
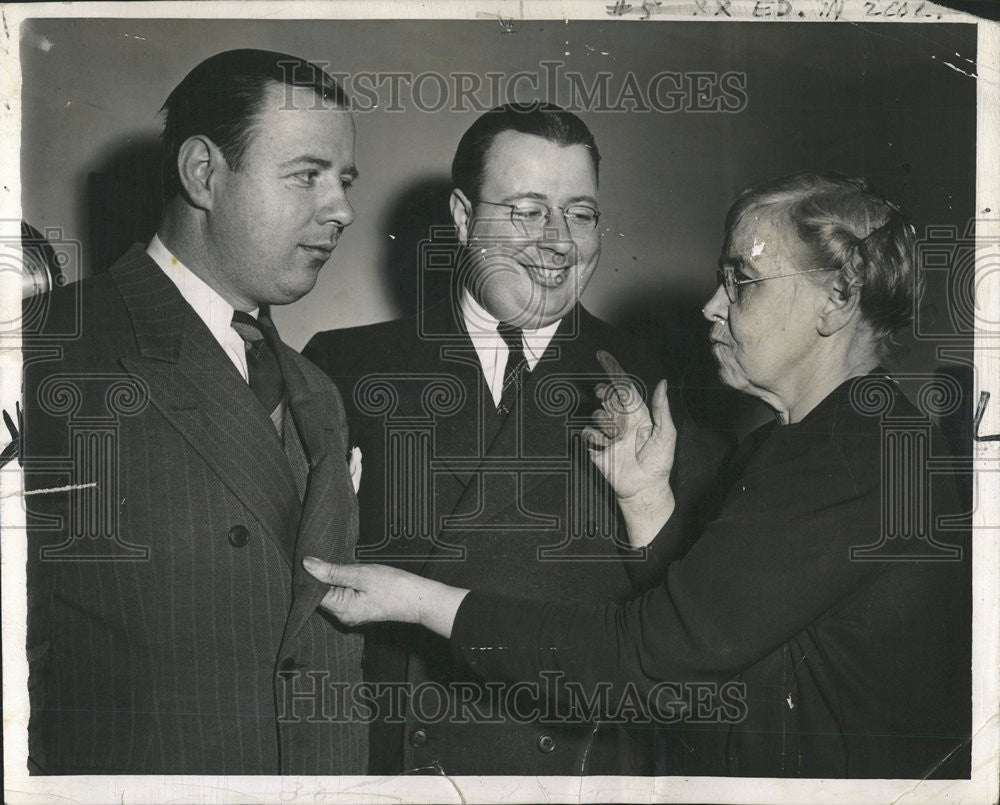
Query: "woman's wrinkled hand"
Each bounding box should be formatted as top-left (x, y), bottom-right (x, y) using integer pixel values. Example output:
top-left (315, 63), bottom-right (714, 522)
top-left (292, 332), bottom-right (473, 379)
top-left (303, 559), bottom-right (420, 627)
top-left (583, 350), bottom-right (676, 503)
top-left (303, 557), bottom-right (469, 638)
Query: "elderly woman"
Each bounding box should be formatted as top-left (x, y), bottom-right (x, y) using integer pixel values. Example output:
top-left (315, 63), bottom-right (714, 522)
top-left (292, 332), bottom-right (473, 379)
top-left (305, 173), bottom-right (970, 778)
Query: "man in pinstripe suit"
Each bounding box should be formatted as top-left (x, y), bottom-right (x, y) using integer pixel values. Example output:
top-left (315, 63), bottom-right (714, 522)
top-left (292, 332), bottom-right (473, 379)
top-left (23, 50), bottom-right (366, 774)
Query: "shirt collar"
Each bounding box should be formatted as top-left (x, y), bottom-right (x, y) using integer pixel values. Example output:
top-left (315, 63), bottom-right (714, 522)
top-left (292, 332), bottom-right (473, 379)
top-left (147, 234), bottom-right (259, 339)
top-left (459, 287), bottom-right (561, 366)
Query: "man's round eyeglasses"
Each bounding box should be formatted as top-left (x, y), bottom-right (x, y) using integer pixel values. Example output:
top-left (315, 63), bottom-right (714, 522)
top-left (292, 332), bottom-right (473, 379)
top-left (716, 265), bottom-right (837, 304)
top-left (473, 199), bottom-right (601, 238)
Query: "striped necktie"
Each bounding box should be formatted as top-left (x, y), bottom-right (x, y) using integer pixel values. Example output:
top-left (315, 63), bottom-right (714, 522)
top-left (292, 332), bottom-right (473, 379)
top-left (497, 322), bottom-right (528, 417)
top-left (231, 311), bottom-right (285, 429)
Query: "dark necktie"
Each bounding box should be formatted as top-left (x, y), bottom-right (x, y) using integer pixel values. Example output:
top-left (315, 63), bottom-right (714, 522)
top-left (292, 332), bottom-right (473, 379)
top-left (497, 322), bottom-right (528, 417)
top-left (231, 310), bottom-right (285, 427)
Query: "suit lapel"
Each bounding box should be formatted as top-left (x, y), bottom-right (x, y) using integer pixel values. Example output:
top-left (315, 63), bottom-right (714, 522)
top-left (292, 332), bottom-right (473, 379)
top-left (274, 343), bottom-right (332, 471)
top-left (418, 307), bottom-right (597, 568)
top-left (415, 301), bottom-right (494, 487)
top-left (112, 247), bottom-right (301, 565)
top-left (276, 347), bottom-right (358, 645)
top-left (432, 348), bottom-right (498, 481)
top-left (407, 303), bottom-right (511, 563)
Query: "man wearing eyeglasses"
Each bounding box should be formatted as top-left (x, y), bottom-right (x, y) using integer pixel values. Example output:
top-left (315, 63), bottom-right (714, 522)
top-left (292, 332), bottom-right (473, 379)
top-left (304, 103), bottom-right (730, 776)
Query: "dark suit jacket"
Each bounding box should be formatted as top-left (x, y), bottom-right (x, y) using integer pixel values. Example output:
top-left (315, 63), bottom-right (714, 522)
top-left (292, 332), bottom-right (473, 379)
top-left (452, 374), bottom-right (972, 779)
top-left (304, 299), bottom-right (731, 775)
top-left (23, 246), bottom-right (366, 775)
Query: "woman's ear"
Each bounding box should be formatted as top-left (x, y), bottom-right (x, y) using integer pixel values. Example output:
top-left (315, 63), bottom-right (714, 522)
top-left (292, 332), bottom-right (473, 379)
top-left (450, 189), bottom-right (473, 245)
top-left (176, 135), bottom-right (221, 211)
top-left (817, 273), bottom-right (862, 336)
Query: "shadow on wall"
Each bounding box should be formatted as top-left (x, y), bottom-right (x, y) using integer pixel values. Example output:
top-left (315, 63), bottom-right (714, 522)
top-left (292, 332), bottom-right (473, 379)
top-left (608, 289), bottom-right (764, 436)
top-left (87, 137), bottom-right (162, 273)
top-left (379, 176), bottom-right (456, 318)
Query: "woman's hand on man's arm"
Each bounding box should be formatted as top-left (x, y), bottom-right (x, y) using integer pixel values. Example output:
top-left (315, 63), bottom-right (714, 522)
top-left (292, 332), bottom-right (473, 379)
top-left (302, 557), bottom-right (470, 638)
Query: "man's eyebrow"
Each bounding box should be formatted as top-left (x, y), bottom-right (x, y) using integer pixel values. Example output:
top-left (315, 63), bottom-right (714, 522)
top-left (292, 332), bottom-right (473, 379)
top-left (278, 156), bottom-right (359, 178)
top-left (496, 191), bottom-right (546, 204)
top-left (497, 191), bottom-right (598, 206)
top-left (279, 156), bottom-right (332, 170)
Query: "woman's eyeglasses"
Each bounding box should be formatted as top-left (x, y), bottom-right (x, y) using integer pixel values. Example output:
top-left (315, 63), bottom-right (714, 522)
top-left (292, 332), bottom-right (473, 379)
top-left (716, 264), bottom-right (836, 304)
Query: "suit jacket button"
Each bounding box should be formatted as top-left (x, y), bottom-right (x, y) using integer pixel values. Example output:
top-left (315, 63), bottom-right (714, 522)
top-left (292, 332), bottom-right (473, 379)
top-left (277, 657), bottom-right (308, 678)
top-left (409, 728), bottom-right (428, 747)
top-left (537, 734), bottom-right (556, 753)
top-left (228, 525), bottom-right (250, 548)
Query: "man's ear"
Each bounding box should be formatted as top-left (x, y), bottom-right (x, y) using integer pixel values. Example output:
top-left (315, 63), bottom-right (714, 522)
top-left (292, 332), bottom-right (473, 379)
top-left (817, 273), bottom-right (862, 336)
top-left (177, 135), bottom-right (221, 211)
top-left (450, 189), bottom-right (473, 245)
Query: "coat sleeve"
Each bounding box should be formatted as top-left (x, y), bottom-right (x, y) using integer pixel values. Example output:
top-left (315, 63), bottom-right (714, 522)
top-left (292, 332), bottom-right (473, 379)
top-left (450, 419), bottom-right (892, 711)
top-left (616, 390), bottom-right (737, 594)
top-left (596, 322), bottom-right (736, 594)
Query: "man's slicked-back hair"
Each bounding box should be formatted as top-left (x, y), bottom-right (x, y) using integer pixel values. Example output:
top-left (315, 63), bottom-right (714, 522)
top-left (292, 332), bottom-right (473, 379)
top-left (160, 48), bottom-right (349, 200)
top-left (451, 102), bottom-right (600, 199)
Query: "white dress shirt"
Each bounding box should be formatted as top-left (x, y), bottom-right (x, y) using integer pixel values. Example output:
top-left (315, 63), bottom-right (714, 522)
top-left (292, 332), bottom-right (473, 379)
top-left (147, 235), bottom-right (256, 383)
top-left (459, 288), bottom-right (561, 407)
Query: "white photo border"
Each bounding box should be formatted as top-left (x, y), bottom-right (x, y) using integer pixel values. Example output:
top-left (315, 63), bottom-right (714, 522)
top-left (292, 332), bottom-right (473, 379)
top-left (2, 2), bottom-right (997, 803)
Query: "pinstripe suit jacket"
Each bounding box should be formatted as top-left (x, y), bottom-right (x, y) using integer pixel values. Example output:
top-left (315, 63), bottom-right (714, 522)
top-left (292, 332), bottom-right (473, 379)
top-left (23, 246), bottom-right (366, 775)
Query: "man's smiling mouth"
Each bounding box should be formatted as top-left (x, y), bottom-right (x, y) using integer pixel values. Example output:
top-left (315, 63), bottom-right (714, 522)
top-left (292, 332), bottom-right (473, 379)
top-left (523, 263), bottom-right (570, 287)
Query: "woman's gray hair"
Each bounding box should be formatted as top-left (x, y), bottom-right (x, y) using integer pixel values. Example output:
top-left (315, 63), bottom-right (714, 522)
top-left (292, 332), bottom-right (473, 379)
top-left (726, 172), bottom-right (920, 357)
